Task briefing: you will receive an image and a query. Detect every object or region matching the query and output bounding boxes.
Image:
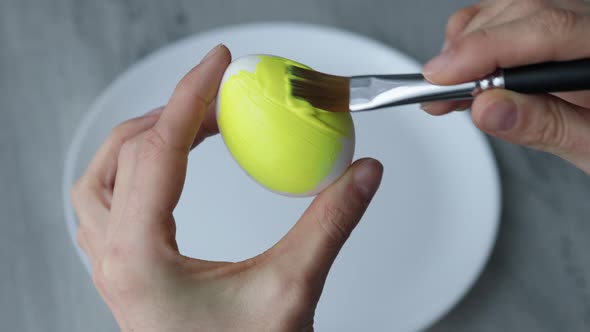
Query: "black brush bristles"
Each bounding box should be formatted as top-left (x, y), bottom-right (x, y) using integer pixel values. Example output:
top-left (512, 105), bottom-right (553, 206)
top-left (288, 66), bottom-right (350, 113)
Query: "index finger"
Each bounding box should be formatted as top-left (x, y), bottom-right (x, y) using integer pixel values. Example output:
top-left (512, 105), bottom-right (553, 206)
top-left (110, 45), bottom-right (230, 243)
top-left (424, 8), bottom-right (590, 84)
top-left (154, 44), bottom-right (230, 152)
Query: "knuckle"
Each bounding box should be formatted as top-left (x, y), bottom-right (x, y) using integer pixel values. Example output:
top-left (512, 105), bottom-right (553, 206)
top-left (137, 127), bottom-right (186, 161)
top-left (463, 27), bottom-right (494, 55)
top-left (519, 0), bottom-right (551, 11)
top-left (108, 118), bottom-right (143, 149)
top-left (109, 114), bottom-right (157, 150)
top-left (119, 137), bottom-right (139, 160)
top-left (263, 270), bottom-right (314, 316)
top-left (174, 77), bottom-right (192, 97)
top-left (109, 123), bottom-right (129, 145)
top-left (537, 112), bottom-right (562, 147)
top-left (76, 228), bottom-right (88, 252)
top-left (471, 26), bottom-right (493, 45)
top-left (543, 109), bottom-right (575, 154)
top-left (318, 203), bottom-right (353, 243)
top-left (138, 128), bottom-right (167, 161)
top-left (532, 8), bottom-right (580, 36)
top-left (280, 277), bottom-right (314, 313)
top-left (70, 177), bottom-right (93, 211)
top-left (525, 101), bottom-right (571, 152)
top-left (98, 244), bottom-right (146, 299)
top-left (70, 180), bottom-right (84, 207)
top-left (446, 6), bottom-right (477, 36)
top-left (175, 79), bottom-right (209, 109)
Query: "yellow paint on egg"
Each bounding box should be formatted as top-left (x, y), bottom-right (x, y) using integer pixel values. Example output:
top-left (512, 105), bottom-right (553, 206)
top-left (217, 55), bottom-right (355, 196)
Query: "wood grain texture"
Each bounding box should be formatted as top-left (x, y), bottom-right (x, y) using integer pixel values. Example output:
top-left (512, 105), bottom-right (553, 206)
top-left (1, 0), bottom-right (589, 331)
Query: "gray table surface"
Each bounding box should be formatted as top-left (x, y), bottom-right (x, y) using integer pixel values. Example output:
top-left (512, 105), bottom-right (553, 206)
top-left (2, 0), bottom-right (590, 331)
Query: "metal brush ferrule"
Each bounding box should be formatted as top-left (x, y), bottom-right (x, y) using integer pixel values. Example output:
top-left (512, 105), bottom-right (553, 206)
top-left (348, 71), bottom-right (506, 112)
top-left (474, 69), bottom-right (505, 94)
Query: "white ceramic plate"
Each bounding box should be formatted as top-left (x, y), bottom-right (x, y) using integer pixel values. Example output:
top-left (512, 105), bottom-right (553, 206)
top-left (63, 23), bottom-right (501, 332)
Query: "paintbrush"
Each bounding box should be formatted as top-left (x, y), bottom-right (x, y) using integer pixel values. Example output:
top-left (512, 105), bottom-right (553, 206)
top-left (288, 59), bottom-right (590, 112)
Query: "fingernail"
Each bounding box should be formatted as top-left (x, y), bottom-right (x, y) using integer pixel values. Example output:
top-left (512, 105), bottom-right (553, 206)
top-left (481, 100), bottom-right (517, 132)
top-left (353, 159), bottom-right (383, 200)
top-left (201, 43), bottom-right (223, 63)
top-left (420, 102), bottom-right (433, 111)
top-left (420, 102), bottom-right (453, 115)
top-left (143, 106), bottom-right (163, 117)
top-left (423, 49), bottom-right (453, 77)
top-left (455, 106), bottom-right (469, 112)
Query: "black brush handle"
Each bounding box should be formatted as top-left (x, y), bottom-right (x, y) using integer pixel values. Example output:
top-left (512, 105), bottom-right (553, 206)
top-left (504, 59), bottom-right (590, 93)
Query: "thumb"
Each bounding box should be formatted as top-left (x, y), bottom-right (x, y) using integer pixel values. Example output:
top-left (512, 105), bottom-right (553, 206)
top-left (472, 89), bottom-right (590, 174)
top-left (269, 159), bottom-right (383, 289)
